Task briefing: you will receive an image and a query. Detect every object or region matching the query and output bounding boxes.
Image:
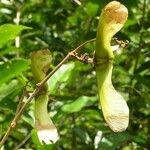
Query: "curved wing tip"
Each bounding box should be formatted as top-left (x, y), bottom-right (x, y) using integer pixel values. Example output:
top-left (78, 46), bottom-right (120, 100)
top-left (106, 115), bottom-right (129, 132)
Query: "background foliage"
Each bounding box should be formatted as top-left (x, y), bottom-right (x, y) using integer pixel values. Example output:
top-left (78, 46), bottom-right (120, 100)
top-left (0, 0), bottom-right (149, 149)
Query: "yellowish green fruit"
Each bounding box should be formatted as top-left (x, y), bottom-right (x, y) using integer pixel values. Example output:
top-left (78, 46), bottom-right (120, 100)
top-left (95, 1), bottom-right (129, 132)
top-left (31, 49), bottom-right (59, 144)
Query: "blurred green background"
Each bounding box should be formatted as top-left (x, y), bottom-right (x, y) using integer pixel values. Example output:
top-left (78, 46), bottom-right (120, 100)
top-left (0, 0), bottom-right (149, 149)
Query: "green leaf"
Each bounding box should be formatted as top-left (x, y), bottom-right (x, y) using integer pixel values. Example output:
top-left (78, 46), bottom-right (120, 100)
top-left (0, 80), bottom-right (23, 111)
top-left (135, 75), bottom-right (150, 88)
top-left (74, 127), bottom-right (91, 143)
top-left (0, 46), bottom-right (21, 56)
top-left (99, 132), bottom-right (131, 150)
top-left (31, 129), bottom-right (44, 150)
top-left (0, 24), bottom-right (31, 48)
top-left (0, 58), bottom-right (29, 85)
top-left (85, 2), bottom-right (99, 16)
top-left (61, 96), bottom-right (96, 113)
top-left (0, 80), bottom-right (19, 101)
top-left (48, 62), bottom-right (75, 94)
top-left (135, 60), bottom-right (150, 74)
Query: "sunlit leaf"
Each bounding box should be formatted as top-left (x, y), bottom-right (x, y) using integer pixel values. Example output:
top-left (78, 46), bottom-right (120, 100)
top-left (0, 80), bottom-right (23, 111)
top-left (0, 58), bottom-right (29, 85)
top-left (61, 96), bottom-right (96, 113)
top-left (99, 132), bottom-right (131, 150)
top-left (0, 24), bottom-right (31, 48)
top-left (48, 62), bottom-right (75, 94)
top-left (85, 2), bottom-right (99, 16)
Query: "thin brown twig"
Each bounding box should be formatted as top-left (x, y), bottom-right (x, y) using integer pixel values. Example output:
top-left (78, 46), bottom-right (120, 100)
top-left (37, 38), bottom-right (96, 87)
top-left (71, 52), bottom-right (94, 64)
top-left (0, 88), bottom-right (39, 148)
top-left (133, 0), bottom-right (146, 73)
top-left (0, 38), bottom-right (96, 148)
top-left (14, 133), bottom-right (31, 150)
top-left (112, 37), bottom-right (129, 48)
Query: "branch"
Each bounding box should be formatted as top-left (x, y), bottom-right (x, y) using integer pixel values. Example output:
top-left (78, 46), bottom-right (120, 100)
top-left (133, 0), bottom-right (146, 73)
top-left (71, 52), bottom-right (94, 64)
top-left (37, 38), bottom-right (96, 87)
top-left (0, 38), bottom-right (95, 148)
top-left (14, 133), bottom-right (31, 150)
top-left (112, 37), bottom-right (129, 48)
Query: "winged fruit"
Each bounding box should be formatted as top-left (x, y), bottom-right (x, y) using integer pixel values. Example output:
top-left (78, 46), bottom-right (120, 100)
top-left (31, 49), bottom-right (59, 144)
top-left (95, 1), bottom-right (129, 132)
